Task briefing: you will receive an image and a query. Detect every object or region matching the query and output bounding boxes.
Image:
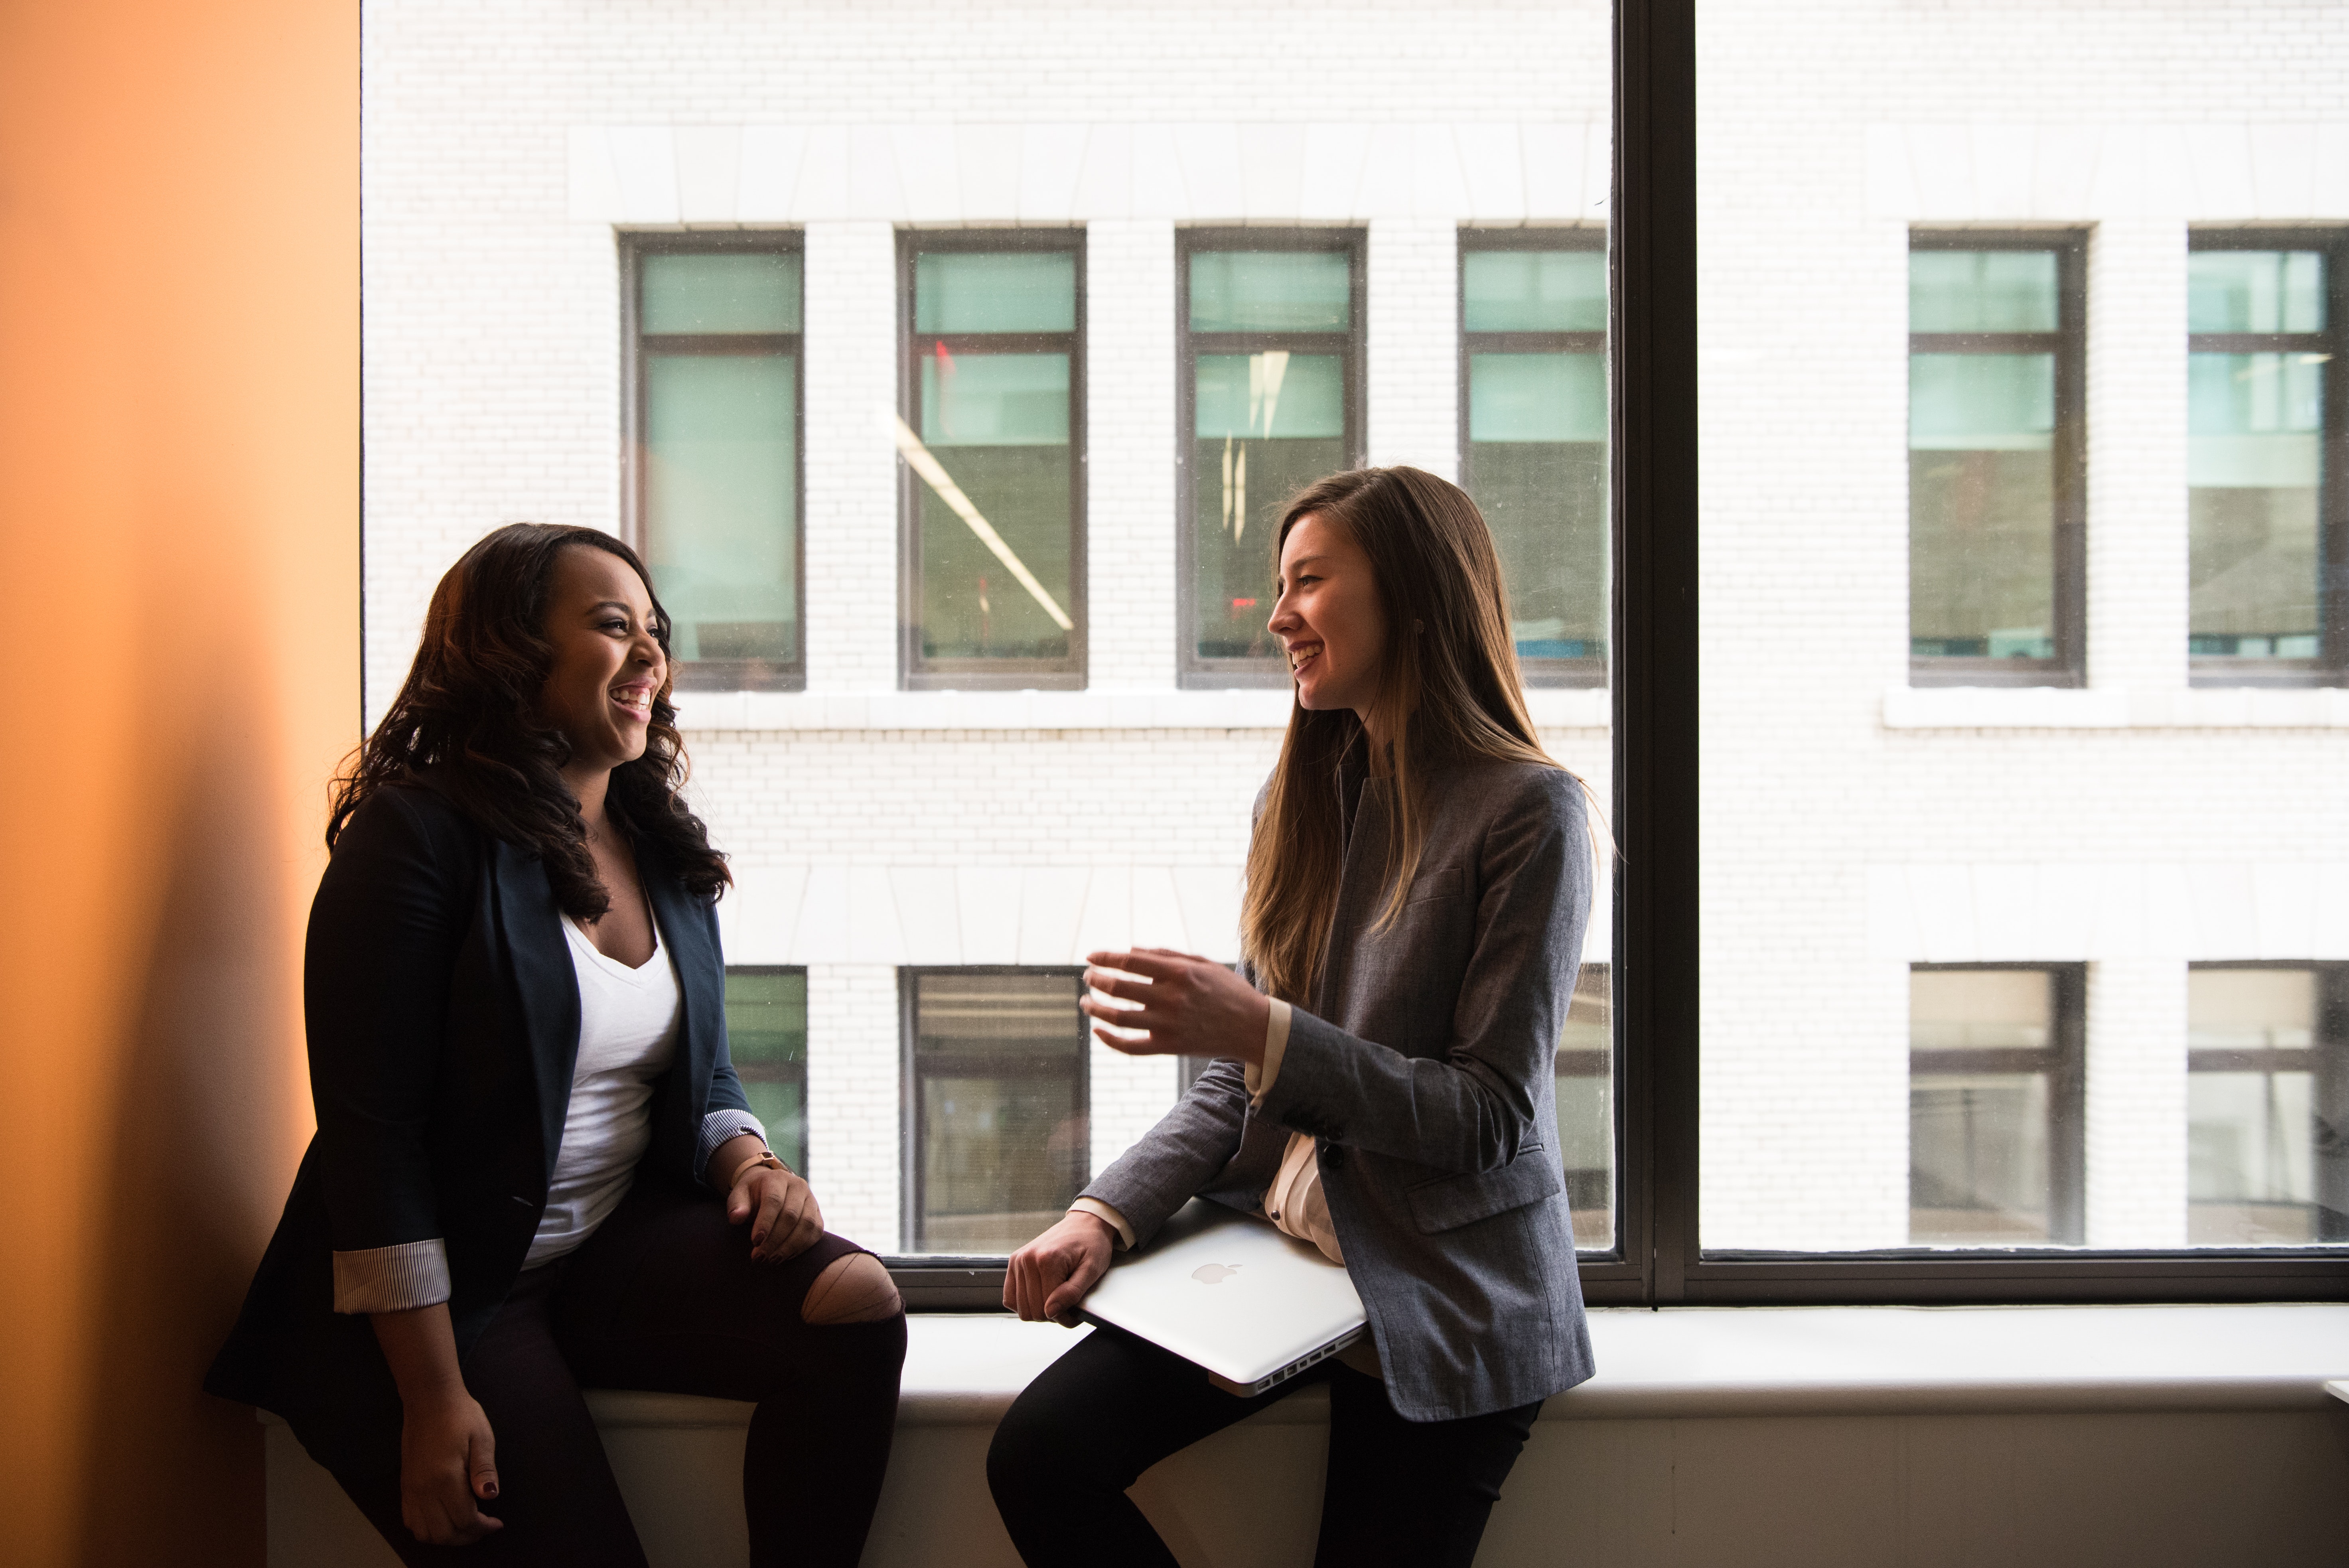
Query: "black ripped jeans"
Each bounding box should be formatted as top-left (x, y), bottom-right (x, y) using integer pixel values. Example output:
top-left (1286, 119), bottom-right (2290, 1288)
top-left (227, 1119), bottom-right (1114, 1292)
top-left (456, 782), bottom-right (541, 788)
top-left (987, 1324), bottom-right (1542, 1568)
top-left (307, 1183), bottom-right (905, 1568)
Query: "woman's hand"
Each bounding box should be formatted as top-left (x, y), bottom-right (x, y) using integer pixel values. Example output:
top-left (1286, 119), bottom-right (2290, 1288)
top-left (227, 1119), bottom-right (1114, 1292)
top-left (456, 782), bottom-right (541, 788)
top-left (1080, 948), bottom-right (1272, 1063)
top-left (396, 1390), bottom-right (502, 1546)
top-left (728, 1161), bottom-right (825, 1262)
top-left (1005, 1211), bottom-right (1116, 1327)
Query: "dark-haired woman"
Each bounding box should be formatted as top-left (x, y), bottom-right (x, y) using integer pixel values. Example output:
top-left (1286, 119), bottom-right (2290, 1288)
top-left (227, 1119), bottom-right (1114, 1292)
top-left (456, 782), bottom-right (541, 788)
top-left (208, 524), bottom-right (905, 1567)
top-left (987, 467), bottom-right (1597, 1568)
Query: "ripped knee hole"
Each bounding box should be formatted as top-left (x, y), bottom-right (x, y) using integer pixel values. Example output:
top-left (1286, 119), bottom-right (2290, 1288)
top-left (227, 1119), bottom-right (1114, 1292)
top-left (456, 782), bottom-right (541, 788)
top-left (802, 1252), bottom-right (902, 1325)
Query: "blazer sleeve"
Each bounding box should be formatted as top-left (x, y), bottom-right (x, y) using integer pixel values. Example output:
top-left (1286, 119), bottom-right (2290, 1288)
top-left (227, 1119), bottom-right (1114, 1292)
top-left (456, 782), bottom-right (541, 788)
top-left (304, 787), bottom-right (475, 1310)
top-left (1255, 767), bottom-right (1592, 1174)
top-left (1077, 1055), bottom-right (1255, 1248)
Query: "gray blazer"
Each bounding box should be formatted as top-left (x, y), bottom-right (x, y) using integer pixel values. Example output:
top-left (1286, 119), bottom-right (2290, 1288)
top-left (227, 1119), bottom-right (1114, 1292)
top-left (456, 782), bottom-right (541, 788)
top-left (1081, 746), bottom-right (1595, 1421)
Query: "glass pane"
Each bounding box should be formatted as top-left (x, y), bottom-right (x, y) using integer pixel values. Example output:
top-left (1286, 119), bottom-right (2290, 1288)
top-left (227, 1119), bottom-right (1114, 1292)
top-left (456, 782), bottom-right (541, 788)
top-left (644, 352), bottom-right (797, 665)
top-left (1463, 250), bottom-right (1605, 332)
top-left (1909, 353), bottom-right (2057, 659)
top-left (2187, 968), bottom-right (2324, 1245)
top-left (1909, 970), bottom-right (2063, 1245)
top-left (1468, 354), bottom-right (1607, 662)
top-left (725, 970), bottom-right (807, 1174)
top-left (914, 251), bottom-right (1077, 334)
top-left (2188, 352), bottom-right (2324, 658)
top-left (1910, 251), bottom-right (2059, 333)
top-left (1554, 966), bottom-right (1613, 1249)
top-left (2187, 250), bottom-right (2325, 335)
top-left (1188, 250), bottom-right (1351, 332)
top-left (1191, 351), bottom-right (1345, 660)
top-left (912, 973), bottom-right (1087, 1254)
top-left (912, 350), bottom-right (1073, 661)
top-left (642, 252), bottom-right (801, 335)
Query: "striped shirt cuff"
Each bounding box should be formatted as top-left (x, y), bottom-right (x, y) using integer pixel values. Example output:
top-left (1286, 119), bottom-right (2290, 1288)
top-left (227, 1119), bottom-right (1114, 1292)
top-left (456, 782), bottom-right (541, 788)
top-left (697, 1108), bottom-right (770, 1184)
top-left (332, 1239), bottom-right (451, 1314)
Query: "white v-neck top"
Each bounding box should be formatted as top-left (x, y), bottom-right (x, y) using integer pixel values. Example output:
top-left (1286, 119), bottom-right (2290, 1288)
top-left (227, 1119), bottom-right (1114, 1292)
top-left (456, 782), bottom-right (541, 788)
top-left (523, 913), bottom-right (684, 1267)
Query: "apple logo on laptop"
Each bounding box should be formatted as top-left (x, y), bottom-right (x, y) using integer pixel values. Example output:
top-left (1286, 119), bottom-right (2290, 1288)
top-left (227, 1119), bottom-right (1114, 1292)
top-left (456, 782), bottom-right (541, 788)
top-left (1191, 1263), bottom-right (1242, 1285)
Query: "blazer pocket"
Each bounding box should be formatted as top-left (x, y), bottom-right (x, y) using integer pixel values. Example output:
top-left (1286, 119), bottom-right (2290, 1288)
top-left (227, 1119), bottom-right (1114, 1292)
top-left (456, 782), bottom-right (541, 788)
top-left (1404, 864), bottom-right (1465, 905)
top-left (1405, 1147), bottom-right (1562, 1233)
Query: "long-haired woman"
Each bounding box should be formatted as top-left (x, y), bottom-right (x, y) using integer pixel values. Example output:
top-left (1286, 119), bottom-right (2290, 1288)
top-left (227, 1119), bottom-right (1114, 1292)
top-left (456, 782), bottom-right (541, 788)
top-left (987, 467), bottom-right (1598, 1568)
top-left (209, 524), bottom-right (905, 1567)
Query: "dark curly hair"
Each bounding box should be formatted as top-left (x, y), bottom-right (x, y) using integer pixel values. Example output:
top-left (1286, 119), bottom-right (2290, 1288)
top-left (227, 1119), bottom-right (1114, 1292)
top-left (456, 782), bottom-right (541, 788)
top-left (330, 522), bottom-right (730, 917)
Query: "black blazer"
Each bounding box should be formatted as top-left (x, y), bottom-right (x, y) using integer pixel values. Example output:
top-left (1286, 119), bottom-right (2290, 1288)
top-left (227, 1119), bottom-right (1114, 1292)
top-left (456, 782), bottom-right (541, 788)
top-left (205, 780), bottom-right (750, 1432)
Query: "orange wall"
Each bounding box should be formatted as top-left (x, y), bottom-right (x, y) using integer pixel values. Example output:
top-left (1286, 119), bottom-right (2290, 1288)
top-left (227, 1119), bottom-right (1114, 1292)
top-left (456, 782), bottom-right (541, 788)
top-left (0, 0), bottom-right (357, 1562)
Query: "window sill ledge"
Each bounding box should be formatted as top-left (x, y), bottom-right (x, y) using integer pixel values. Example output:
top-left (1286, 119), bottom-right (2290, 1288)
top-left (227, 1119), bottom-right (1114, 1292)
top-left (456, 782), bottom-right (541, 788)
top-left (672, 687), bottom-right (1611, 732)
top-left (1884, 686), bottom-right (2349, 730)
top-left (254, 1302), bottom-right (2337, 1435)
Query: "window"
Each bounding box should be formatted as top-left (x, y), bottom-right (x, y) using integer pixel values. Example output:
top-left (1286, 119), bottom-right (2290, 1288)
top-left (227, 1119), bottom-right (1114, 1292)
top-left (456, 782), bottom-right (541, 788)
top-left (1179, 229), bottom-right (1364, 687)
top-left (1459, 231), bottom-right (1609, 686)
top-left (1907, 967), bottom-right (2084, 1247)
top-left (898, 233), bottom-right (1085, 689)
top-left (2187, 233), bottom-right (2346, 684)
top-left (2188, 966), bottom-right (2349, 1245)
top-left (626, 237), bottom-right (804, 690)
top-left (725, 968), bottom-right (808, 1174)
top-left (1556, 964), bottom-right (1615, 1249)
top-left (1907, 233), bottom-right (2085, 686)
top-left (902, 970), bottom-right (1089, 1255)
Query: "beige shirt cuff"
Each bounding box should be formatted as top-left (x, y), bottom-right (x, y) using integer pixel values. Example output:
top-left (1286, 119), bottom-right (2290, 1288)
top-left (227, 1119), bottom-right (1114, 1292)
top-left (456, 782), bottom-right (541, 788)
top-left (1243, 998), bottom-right (1293, 1108)
top-left (1068, 1197), bottom-right (1136, 1251)
top-left (332, 1238), bottom-right (452, 1314)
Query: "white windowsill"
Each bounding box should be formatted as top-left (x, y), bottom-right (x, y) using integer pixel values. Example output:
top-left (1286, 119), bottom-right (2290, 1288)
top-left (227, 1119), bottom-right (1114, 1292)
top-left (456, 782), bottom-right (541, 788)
top-left (1884, 685), bottom-right (2349, 730)
top-left (672, 687), bottom-right (1611, 733)
top-left (452, 1302), bottom-right (2349, 1434)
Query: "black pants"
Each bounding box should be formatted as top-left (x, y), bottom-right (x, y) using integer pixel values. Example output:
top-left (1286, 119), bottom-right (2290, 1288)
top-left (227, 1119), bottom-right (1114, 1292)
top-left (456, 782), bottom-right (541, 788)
top-left (987, 1325), bottom-right (1541, 1568)
top-left (308, 1183), bottom-right (906, 1568)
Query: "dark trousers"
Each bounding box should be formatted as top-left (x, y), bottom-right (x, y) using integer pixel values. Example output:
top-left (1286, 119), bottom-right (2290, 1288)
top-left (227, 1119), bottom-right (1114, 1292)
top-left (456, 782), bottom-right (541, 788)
top-left (308, 1183), bottom-right (906, 1568)
top-left (987, 1325), bottom-right (1541, 1568)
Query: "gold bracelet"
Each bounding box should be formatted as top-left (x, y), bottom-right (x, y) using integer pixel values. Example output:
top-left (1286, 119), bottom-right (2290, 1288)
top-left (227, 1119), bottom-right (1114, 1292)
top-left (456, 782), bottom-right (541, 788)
top-left (730, 1148), bottom-right (788, 1186)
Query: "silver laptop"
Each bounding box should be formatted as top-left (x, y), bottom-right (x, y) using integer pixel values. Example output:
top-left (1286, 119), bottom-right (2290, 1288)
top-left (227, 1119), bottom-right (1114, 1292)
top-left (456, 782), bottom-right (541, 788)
top-left (1081, 1198), bottom-right (1367, 1396)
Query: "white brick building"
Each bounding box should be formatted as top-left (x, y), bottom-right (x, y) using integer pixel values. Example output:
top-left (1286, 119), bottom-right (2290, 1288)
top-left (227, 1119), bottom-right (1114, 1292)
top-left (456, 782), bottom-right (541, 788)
top-left (363, 1), bottom-right (2347, 1256)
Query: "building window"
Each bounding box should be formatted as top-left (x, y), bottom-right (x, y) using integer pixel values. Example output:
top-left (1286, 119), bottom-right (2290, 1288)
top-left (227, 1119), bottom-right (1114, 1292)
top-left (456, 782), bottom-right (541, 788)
top-left (1907, 233), bottom-right (2085, 686)
top-left (1179, 229), bottom-right (1365, 688)
top-left (1908, 965), bottom-right (2085, 1246)
top-left (2188, 965), bottom-right (2349, 1245)
top-left (1555, 964), bottom-right (1614, 1249)
top-left (1459, 231), bottom-right (1609, 687)
top-left (625, 237), bottom-right (804, 691)
top-left (897, 233), bottom-right (1085, 690)
top-left (903, 969), bottom-right (1089, 1254)
top-left (724, 967), bottom-right (808, 1174)
top-left (2187, 233), bottom-right (2347, 684)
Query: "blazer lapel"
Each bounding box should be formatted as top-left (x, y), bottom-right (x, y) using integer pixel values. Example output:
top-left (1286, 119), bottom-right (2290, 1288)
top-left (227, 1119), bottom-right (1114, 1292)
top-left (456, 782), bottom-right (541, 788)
top-left (489, 837), bottom-right (582, 1185)
top-left (639, 840), bottom-right (720, 1154)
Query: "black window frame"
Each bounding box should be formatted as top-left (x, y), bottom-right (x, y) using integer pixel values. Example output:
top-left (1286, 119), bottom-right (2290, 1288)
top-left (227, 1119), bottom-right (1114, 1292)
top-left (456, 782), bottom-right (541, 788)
top-left (2187, 961), bottom-right (2349, 1244)
top-left (1457, 225), bottom-right (1611, 690)
top-left (1175, 226), bottom-right (1367, 690)
top-left (895, 965), bottom-right (1091, 1263)
top-left (722, 964), bottom-right (809, 1176)
top-left (2185, 227), bottom-right (2349, 688)
top-left (884, 0), bottom-right (2349, 1308)
top-left (1906, 962), bottom-right (2087, 1249)
top-left (896, 228), bottom-right (1089, 692)
top-left (1905, 228), bottom-right (2088, 689)
top-left (621, 231), bottom-right (807, 693)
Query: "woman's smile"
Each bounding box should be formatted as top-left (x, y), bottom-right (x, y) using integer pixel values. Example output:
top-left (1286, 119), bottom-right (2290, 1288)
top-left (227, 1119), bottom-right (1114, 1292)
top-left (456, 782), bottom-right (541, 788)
top-left (1270, 511), bottom-right (1385, 718)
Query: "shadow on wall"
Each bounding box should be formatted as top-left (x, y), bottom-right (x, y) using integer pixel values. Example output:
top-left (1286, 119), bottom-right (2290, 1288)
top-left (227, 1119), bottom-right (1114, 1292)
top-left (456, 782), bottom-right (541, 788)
top-left (75, 699), bottom-right (305, 1566)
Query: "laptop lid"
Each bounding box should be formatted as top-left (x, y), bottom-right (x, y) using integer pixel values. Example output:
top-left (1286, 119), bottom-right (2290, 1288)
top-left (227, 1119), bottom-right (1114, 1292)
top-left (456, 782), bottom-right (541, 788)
top-left (1081, 1198), bottom-right (1368, 1396)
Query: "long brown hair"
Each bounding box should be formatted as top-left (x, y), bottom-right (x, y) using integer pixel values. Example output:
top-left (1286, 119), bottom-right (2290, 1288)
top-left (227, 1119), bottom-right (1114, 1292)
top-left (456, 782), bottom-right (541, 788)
top-left (329, 523), bottom-right (730, 918)
top-left (1240, 467), bottom-right (1594, 1004)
